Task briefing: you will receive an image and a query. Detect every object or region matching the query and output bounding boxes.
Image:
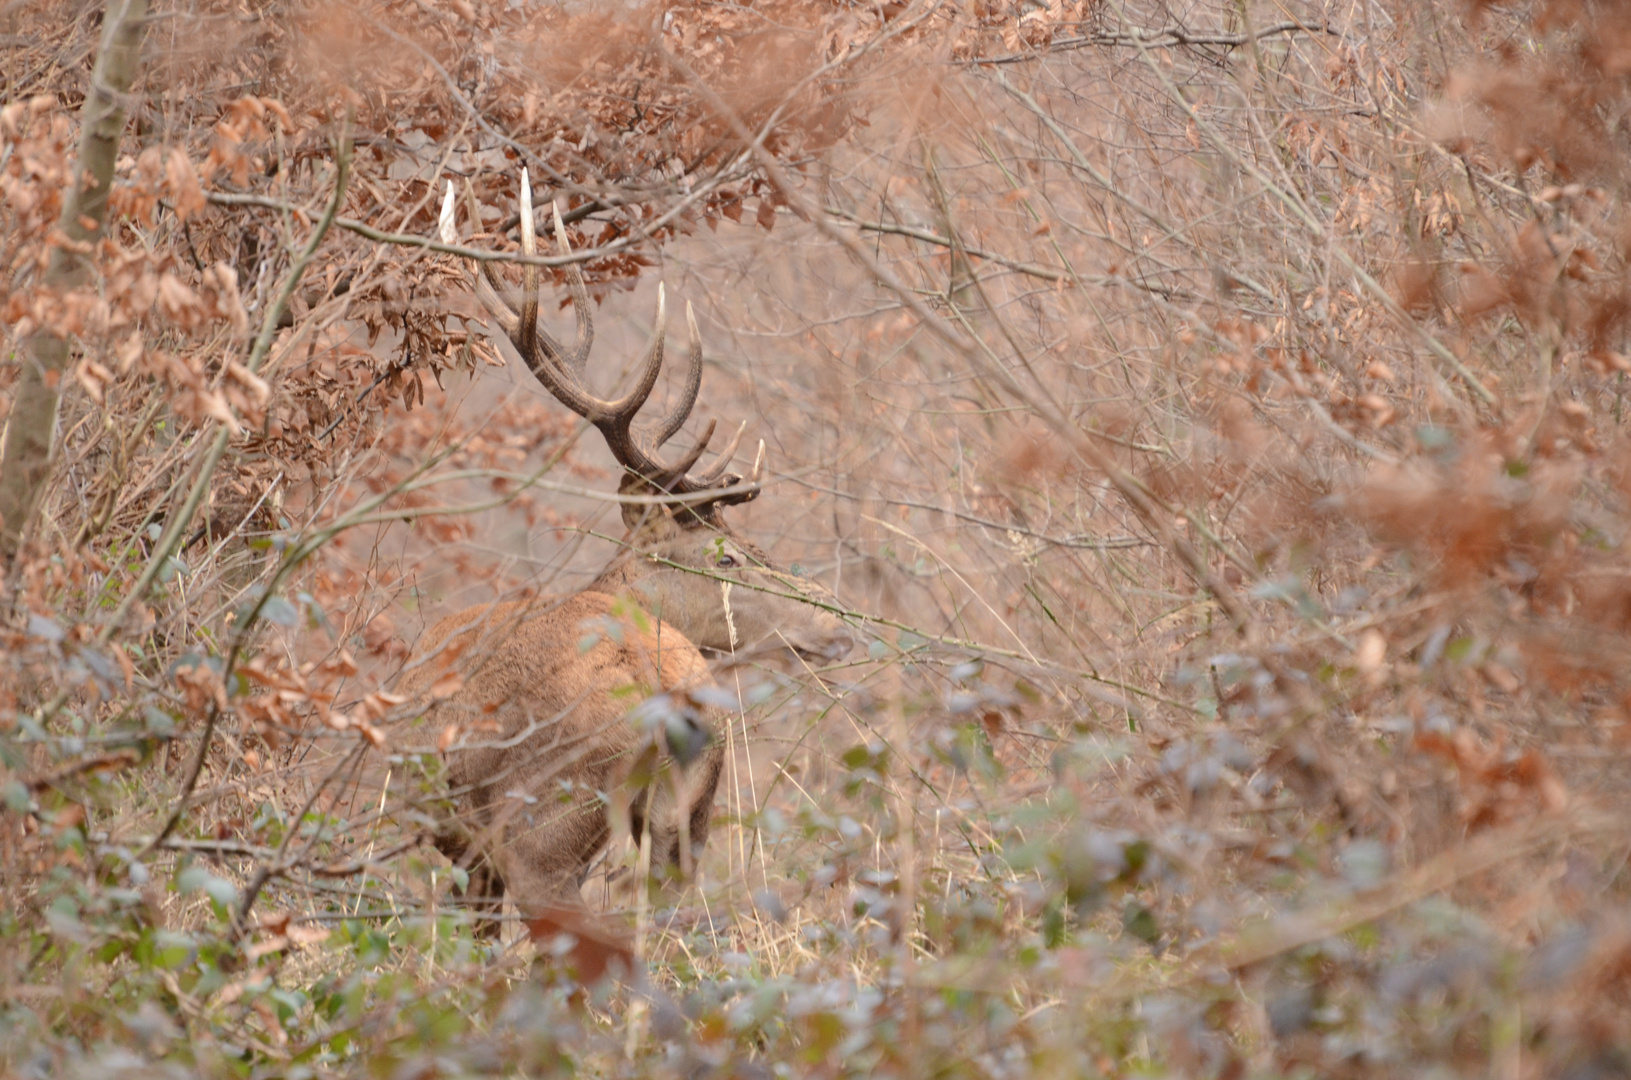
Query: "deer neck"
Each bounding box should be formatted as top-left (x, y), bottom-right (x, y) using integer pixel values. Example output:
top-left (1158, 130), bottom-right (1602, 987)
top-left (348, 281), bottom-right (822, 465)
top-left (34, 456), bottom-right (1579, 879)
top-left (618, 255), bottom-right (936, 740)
top-left (587, 547), bottom-right (647, 601)
top-left (586, 543), bottom-right (683, 622)
top-left (587, 537), bottom-right (732, 653)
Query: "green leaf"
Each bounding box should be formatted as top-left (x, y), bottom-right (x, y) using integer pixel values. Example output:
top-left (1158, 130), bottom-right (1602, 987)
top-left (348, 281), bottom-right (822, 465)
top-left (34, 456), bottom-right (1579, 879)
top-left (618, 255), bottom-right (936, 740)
top-left (841, 744), bottom-right (873, 770)
top-left (1123, 902), bottom-right (1160, 947)
top-left (25, 613), bottom-right (64, 642)
top-left (1416, 424), bottom-right (1454, 450)
top-left (177, 865), bottom-right (239, 907)
top-left (143, 705), bottom-right (181, 737)
top-left (1121, 839), bottom-right (1152, 880)
top-left (1337, 839), bottom-right (1389, 890)
top-left (176, 865), bottom-right (209, 894)
top-left (202, 875), bottom-right (239, 907)
top-left (261, 595), bottom-right (299, 627)
top-left (299, 592), bottom-right (331, 630)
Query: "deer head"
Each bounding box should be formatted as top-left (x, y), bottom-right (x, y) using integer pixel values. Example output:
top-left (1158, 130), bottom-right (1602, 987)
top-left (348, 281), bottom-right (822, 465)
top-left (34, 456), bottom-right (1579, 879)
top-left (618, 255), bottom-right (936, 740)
top-left (439, 173), bottom-right (854, 663)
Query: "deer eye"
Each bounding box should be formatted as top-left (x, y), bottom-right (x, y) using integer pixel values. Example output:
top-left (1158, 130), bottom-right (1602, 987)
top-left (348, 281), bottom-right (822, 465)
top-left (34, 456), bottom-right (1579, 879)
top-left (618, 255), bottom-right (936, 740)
top-left (715, 553), bottom-right (737, 569)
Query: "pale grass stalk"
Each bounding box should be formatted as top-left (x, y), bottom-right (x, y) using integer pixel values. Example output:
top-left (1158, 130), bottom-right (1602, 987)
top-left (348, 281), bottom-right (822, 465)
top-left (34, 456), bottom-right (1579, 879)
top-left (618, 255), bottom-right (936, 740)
top-left (353, 767), bottom-right (392, 917)
top-left (866, 514), bottom-right (1042, 666)
top-left (626, 822), bottom-right (653, 1059)
top-left (890, 662), bottom-right (917, 1042)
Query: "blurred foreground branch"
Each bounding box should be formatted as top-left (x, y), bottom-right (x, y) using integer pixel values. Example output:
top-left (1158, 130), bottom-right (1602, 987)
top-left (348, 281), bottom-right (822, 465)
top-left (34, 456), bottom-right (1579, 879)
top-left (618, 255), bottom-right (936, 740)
top-left (0, 0), bottom-right (146, 561)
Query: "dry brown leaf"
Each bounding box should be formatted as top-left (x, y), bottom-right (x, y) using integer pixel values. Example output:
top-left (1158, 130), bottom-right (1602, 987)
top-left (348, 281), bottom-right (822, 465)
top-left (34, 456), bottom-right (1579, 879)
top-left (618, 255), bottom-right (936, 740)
top-left (428, 671), bottom-right (464, 699)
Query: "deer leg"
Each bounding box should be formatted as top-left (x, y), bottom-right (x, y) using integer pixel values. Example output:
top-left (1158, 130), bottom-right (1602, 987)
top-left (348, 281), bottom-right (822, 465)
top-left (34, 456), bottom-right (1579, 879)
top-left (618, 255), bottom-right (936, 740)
top-left (433, 816), bottom-right (510, 939)
top-left (464, 854), bottom-right (509, 941)
top-left (498, 784), bottom-right (613, 913)
top-left (631, 742), bottom-right (725, 882)
top-left (629, 772), bottom-right (696, 885)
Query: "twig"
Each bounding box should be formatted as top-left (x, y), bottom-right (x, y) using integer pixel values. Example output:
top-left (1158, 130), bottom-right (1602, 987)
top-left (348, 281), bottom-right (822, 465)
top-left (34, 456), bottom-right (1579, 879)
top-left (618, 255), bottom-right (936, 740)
top-left (657, 39), bottom-right (1257, 637)
top-left (21, 748), bottom-right (141, 793)
top-left (206, 190), bottom-right (626, 269)
top-left (1104, 6), bottom-right (1495, 410)
top-left (232, 742), bottom-right (368, 934)
top-left (963, 20), bottom-right (1343, 65)
top-left (824, 205), bottom-right (1068, 281)
top-left (133, 121), bottom-right (354, 863)
top-left (1214, 810), bottom-right (1598, 973)
top-left (784, 474), bottom-right (1153, 550)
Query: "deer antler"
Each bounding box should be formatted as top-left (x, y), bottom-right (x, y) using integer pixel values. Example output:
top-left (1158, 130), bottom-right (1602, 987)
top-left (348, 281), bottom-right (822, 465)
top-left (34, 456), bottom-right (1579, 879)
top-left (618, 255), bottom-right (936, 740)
top-left (440, 172), bottom-right (763, 517)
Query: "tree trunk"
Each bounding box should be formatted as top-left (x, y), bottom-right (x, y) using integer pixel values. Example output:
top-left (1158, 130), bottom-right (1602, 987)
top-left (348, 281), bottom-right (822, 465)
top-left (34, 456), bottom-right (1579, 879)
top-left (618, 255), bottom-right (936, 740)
top-left (0, 0), bottom-right (148, 561)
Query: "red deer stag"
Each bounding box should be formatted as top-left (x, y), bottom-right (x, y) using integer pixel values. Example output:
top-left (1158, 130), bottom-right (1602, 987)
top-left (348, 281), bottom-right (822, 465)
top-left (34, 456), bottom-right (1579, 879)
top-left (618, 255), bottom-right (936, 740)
top-left (402, 173), bottom-right (854, 932)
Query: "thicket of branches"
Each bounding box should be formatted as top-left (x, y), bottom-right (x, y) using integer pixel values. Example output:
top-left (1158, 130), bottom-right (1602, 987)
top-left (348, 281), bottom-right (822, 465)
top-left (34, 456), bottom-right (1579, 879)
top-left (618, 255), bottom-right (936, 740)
top-left (4, 1), bottom-right (1631, 1077)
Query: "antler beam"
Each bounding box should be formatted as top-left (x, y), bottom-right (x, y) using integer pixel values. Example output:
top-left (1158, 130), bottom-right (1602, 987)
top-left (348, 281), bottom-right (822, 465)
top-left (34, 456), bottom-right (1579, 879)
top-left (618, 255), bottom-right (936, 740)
top-left (438, 172), bottom-right (764, 515)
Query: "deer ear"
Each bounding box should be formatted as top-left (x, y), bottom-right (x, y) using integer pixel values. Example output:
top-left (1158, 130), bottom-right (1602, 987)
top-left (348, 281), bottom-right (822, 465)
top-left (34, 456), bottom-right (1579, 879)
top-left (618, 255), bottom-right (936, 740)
top-left (620, 501), bottom-right (651, 531)
top-left (618, 475), bottom-right (686, 532)
top-left (619, 475), bottom-right (659, 531)
top-left (621, 503), bottom-right (682, 532)
top-left (674, 504), bottom-right (726, 531)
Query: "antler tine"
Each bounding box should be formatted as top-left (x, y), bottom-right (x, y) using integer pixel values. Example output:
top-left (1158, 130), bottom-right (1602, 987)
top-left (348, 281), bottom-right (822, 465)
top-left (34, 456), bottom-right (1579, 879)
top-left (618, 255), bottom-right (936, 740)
top-left (678, 438), bottom-right (765, 520)
top-left (443, 176), bottom-right (580, 369)
top-left (687, 420), bottom-right (746, 485)
top-left (549, 282), bottom-right (671, 481)
top-left (650, 300), bottom-right (705, 450)
top-left (516, 170), bottom-right (540, 365)
top-left (551, 200), bottom-right (593, 377)
top-left (460, 180), bottom-right (521, 336)
top-left (601, 282), bottom-right (668, 421)
top-left (438, 178), bottom-right (456, 240)
top-left (655, 417), bottom-right (717, 481)
top-left (451, 174), bottom-right (767, 502)
top-left (442, 180), bottom-right (519, 337)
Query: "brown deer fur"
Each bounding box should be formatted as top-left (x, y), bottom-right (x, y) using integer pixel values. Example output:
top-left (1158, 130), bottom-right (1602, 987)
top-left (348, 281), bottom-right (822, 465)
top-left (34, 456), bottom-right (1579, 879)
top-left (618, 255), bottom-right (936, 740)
top-left (403, 507), bottom-right (851, 930)
top-left (403, 590), bottom-right (725, 928)
top-left (409, 175), bottom-right (856, 931)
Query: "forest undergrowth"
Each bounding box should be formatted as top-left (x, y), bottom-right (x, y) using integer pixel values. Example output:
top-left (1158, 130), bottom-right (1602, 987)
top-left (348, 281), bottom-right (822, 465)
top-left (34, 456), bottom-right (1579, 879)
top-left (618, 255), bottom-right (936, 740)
top-left (4, 1), bottom-right (1631, 1077)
